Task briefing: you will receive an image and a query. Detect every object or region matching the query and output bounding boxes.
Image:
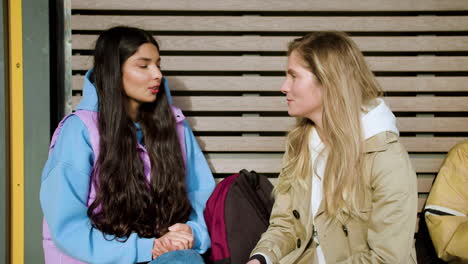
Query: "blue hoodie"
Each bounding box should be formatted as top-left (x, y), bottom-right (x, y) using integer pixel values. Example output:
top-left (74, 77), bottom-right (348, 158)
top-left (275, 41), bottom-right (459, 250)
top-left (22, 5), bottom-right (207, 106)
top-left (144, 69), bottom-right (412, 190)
top-left (40, 70), bottom-right (215, 263)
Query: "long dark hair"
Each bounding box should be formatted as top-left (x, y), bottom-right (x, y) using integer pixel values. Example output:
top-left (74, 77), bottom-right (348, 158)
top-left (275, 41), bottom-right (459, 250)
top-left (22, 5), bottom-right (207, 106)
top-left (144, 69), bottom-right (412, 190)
top-left (88, 26), bottom-right (191, 239)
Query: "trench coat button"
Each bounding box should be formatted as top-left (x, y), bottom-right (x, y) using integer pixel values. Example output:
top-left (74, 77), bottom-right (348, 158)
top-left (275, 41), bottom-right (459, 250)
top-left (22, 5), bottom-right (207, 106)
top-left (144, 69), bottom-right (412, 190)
top-left (297, 238), bottom-right (301, 248)
top-left (293, 209), bottom-right (300, 219)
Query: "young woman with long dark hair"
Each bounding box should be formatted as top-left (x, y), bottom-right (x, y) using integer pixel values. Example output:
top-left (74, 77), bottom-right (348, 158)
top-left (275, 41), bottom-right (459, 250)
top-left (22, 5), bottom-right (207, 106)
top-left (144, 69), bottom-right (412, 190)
top-left (41, 26), bottom-right (215, 264)
top-left (247, 31), bottom-right (418, 264)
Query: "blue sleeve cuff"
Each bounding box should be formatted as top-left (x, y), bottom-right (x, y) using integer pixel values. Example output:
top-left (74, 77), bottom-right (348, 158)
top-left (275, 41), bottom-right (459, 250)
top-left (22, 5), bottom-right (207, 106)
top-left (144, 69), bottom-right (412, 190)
top-left (136, 237), bottom-right (154, 263)
top-left (186, 221), bottom-right (208, 254)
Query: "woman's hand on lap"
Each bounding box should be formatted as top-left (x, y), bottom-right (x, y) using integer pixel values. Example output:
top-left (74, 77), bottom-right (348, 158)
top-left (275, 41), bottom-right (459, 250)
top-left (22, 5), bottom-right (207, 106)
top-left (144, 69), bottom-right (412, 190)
top-left (151, 223), bottom-right (194, 259)
top-left (167, 223), bottom-right (194, 249)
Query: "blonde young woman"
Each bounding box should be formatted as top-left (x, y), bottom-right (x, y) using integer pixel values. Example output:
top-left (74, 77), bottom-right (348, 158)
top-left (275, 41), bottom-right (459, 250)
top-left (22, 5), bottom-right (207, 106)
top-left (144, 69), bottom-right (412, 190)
top-left (247, 32), bottom-right (418, 264)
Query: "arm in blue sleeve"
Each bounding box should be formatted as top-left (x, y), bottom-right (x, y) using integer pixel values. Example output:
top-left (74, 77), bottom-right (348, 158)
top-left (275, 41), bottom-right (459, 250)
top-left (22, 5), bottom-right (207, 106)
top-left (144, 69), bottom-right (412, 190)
top-left (183, 121), bottom-right (216, 254)
top-left (40, 116), bottom-right (154, 264)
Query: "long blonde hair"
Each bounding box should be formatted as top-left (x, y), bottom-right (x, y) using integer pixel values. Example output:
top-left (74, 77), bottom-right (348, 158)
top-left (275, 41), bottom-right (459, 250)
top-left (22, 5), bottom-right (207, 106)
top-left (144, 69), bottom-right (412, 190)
top-left (276, 31), bottom-right (383, 219)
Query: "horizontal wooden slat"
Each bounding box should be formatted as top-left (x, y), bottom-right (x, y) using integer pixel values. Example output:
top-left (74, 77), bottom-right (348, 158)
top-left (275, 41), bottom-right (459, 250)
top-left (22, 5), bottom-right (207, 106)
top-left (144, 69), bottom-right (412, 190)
top-left (72, 0), bottom-right (468, 11)
top-left (199, 136), bottom-right (286, 152)
top-left (219, 176), bottom-right (434, 194)
top-left (66, 98), bottom-right (468, 132)
top-left (72, 95), bottom-right (468, 112)
top-left (73, 55), bottom-right (468, 72)
top-left (374, 77), bottom-right (468, 92)
top-left (73, 76), bottom-right (468, 92)
top-left (188, 117), bottom-right (293, 132)
top-left (73, 35), bottom-right (468, 52)
top-left (197, 136), bottom-right (467, 152)
top-left (396, 118), bottom-right (468, 133)
top-left (206, 155), bottom-right (443, 173)
top-left (385, 97), bottom-right (468, 112)
top-left (69, 95), bottom-right (468, 132)
top-left (172, 96), bottom-right (468, 112)
top-left (399, 137), bottom-right (466, 152)
top-left (186, 117), bottom-right (468, 132)
top-left (72, 15), bottom-right (468, 32)
top-left (418, 176), bottom-right (435, 193)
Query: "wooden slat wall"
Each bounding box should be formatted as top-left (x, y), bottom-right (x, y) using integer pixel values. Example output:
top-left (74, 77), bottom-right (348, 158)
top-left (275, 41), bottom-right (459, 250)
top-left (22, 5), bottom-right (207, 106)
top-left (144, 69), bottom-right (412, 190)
top-left (72, 0), bottom-right (468, 11)
top-left (70, 0), bottom-right (468, 212)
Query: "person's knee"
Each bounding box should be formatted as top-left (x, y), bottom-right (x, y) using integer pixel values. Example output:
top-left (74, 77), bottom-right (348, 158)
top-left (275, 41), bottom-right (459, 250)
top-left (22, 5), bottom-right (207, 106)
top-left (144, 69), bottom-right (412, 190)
top-left (149, 249), bottom-right (204, 264)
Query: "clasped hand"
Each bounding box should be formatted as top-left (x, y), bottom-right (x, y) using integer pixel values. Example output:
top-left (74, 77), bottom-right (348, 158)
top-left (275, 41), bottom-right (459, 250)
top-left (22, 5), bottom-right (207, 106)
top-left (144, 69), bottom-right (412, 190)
top-left (152, 223), bottom-right (194, 259)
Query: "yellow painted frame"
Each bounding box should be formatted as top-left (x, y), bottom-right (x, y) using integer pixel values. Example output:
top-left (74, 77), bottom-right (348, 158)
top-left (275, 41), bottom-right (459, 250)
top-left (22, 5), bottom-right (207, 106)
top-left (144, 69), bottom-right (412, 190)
top-left (8, 0), bottom-right (24, 263)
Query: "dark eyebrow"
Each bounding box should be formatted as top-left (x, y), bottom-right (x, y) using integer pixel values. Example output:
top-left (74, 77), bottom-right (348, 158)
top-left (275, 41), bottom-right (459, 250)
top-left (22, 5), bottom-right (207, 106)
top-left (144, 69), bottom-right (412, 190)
top-left (135, 57), bottom-right (161, 64)
top-left (136, 58), bottom-right (152, 62)
top-left (287, 69), bottom-right (296, 75)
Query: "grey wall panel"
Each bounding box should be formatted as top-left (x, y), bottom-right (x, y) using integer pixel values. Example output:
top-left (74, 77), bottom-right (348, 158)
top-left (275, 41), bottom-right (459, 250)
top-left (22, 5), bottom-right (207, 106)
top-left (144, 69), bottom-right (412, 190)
top-left (22, 0), bottom-right (49, 262)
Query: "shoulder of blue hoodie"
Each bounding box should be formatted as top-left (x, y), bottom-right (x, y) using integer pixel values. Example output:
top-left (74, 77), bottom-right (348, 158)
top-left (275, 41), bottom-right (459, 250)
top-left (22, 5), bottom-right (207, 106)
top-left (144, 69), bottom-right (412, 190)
top-left (40, 71), bottom-right (215, 263)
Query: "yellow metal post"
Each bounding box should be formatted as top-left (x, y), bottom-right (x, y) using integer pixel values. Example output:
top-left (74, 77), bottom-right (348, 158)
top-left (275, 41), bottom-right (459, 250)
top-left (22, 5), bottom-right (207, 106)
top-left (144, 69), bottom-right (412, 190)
top-left (8, 0), bottom-right (24, 262)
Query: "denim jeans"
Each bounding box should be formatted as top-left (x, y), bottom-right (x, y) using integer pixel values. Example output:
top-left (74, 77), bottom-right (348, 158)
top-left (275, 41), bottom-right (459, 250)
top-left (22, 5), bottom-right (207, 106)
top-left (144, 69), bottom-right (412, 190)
top-left (148, 249), bottom-right (204, 264)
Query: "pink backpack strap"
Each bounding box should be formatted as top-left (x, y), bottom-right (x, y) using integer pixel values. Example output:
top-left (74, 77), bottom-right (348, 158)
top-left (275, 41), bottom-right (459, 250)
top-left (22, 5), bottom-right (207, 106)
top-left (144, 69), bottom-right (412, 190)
top-left (47, 110), bottom-right (100, 206)
top-left (71, 111), bottom-right (100, 205)
top-left (49, 110), bottom-right (99, 165)
top-left (72, 110), bottom-right (100, 167)
top-left (49, 114), bottom-right (74, 155)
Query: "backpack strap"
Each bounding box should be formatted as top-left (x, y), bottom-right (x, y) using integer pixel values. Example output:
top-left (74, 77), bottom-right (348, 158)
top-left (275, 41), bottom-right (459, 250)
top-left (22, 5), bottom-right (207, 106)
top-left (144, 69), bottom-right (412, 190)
top-left (48, 110), bottom-right (100, 205)
top-left (49, 114), bottom-right (74, 155)
top-left (72, 110), bottom-right (100, 167)
top-left (49, 110), bottom-right (99, 163)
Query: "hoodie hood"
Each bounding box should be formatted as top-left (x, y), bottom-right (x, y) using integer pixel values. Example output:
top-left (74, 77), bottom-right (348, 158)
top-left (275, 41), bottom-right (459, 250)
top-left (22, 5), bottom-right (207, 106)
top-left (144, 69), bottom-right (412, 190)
top-left (77, 69), bottom-right (173, 112)
top-left (361, 98), bottom-right (399, 140)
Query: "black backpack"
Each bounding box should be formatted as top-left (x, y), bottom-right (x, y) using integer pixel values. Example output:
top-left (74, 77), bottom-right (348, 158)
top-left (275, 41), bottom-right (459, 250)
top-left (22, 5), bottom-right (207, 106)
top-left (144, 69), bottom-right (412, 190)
top-left (204, 169), bottom-right (275, 264)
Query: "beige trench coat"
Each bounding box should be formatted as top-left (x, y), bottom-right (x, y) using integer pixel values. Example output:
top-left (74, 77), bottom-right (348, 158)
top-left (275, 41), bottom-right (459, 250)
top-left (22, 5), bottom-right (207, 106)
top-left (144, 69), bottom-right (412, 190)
top-left (251, 131), bottom-right (418, 263)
